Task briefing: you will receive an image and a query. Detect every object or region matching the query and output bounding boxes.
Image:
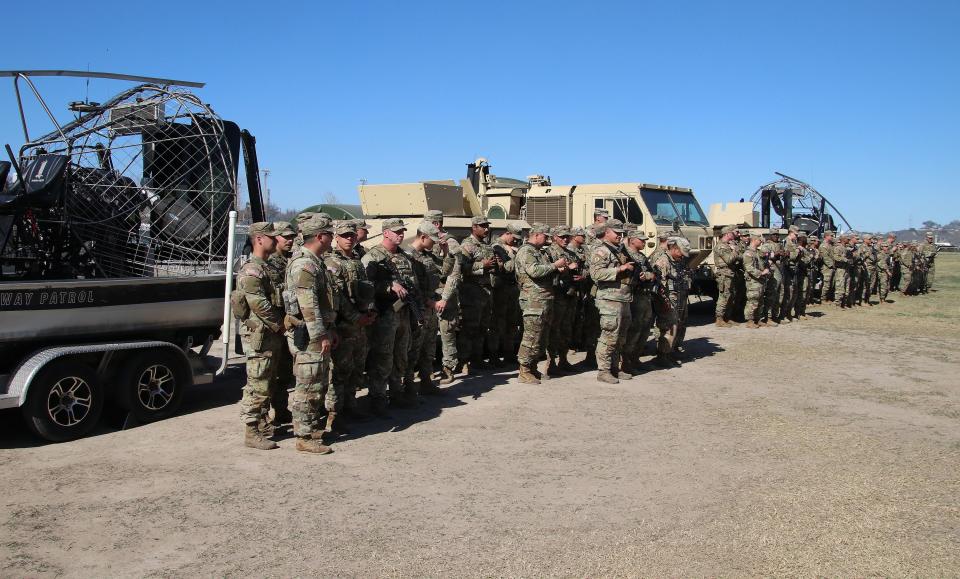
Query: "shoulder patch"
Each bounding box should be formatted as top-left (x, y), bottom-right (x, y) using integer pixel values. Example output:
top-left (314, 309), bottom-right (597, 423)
top-left (239, 262), bottom-right (263, 278)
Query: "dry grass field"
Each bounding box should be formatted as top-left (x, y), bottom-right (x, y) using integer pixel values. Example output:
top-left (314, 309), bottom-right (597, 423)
top-left (2, 255), bottom-right (958, 577)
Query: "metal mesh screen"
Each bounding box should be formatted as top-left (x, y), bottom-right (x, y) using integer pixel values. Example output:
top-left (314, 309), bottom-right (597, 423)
top-left (525, 197), bottom-right (568, 228)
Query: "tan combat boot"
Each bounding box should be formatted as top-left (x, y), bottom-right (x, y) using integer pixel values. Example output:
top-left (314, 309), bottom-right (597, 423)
top-left (438, 367), bottom-right (455, 385)
top-left (745, 320), bottom-right (759, 329)
top-left (518, 365), bottom-right (540, 384)
top-left (244, 424), bottom-right (278, 450)
top-left (296, 437), bottom-right (333, 454)
top-left (597, 370), bottom-right (619, 384)
top-left (715, 316), bottom-right (730, 328)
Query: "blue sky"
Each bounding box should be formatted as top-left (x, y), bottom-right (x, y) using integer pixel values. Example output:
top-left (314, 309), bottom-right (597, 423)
top-left (2, 0), bottom-right (958, 231)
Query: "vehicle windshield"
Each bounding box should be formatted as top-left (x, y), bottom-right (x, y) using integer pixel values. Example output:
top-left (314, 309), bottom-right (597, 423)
top-left (639, 189), bottom-right (709, 226)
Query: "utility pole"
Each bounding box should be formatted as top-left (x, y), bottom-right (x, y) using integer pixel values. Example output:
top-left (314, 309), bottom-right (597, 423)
top-left (261, 169), bottom-right (271, 220)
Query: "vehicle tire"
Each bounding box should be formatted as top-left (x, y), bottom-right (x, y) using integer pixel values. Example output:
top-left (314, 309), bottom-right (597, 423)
top-left (22, 359), bottom-right (104, 442)
top-left (117, 349), bottom-right (188, 423)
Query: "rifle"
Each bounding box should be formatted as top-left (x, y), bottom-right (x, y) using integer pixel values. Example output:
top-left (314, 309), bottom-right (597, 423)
top-left (382, 254), bottom-right (425, 329)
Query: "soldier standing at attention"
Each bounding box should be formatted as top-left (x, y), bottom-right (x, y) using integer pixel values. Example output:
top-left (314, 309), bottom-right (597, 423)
top-left (285, 216), bottom-right (336, 454)
top-left (780, 226), bottom-right (801, 323)
top-left (876, 239), bottom-right (893, 304)
top-left (545, 226), bottom-right (581, 376)
top-left (654, 238), bottom-right (691, 364)
top-left (361, 219), bottom-right (420, 413)
top-left (743, 233), bottom-right (768, 328)
top-left (899, 242), bottom-right (917, 295)
top-left (515, 223), bottom-right (566, 384)
top-left (579, 222), bottom-right (608, 369)
top-left (406, 222), bottom-right (449, 395)
top-left (794, 233), bottom-right (812, 319)
top-left (622, 230), bottom-right (656, 375)
top-left (324, 221), bottom-right (377, 431)
top-left (263, 222), bottom-right (297, 429)
top-left (458, 216), bottom-right (499, 371)
top-left (712, 225), bottom-right (740, 327)
top-left (238, 222), bottom-right (285, 450)
top-left (489, 223), bottom-right (522, 366)
top-left (861, 234), bottom-right (879, 305)
top-left (886, 233), bottom-right (900, 290)
top-left (919, 232), bottom-right (939, 291)
top-left (437, 234), bottom-right (464, 384)
top-left (568, 226), bottom-right (589, 351)
top-left (819, 231), bottom-right (836, 303)
top-left (584, 208), bottom-right (610, 247)
top-left (589, 219), bottom-right (636, 383)
top-left (757, 232), bottom-right (780, 325)
top-left (832, 234), bottom-right (850, 307)
top-left (352, 219), bottom-right (370, 260)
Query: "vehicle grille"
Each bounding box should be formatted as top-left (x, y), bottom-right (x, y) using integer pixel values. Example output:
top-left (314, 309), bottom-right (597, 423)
top-left (525, 197), bottom-right (568, 228)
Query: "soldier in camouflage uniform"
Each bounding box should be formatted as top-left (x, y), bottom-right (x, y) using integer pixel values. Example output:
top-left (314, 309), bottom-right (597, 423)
top-left (568, 226), bottom-right (589, 351)
top-left (545, 226), bottom-right (581, 376)
top-left (919, 232), bottom-right (939, 291)
top-left (899, 242), bottom-right (917, 295)
top-left (458, 216), bottom-right (499, 370)
top-left (589, 219), bottom-right (636, 383)
top-left (407, 222), bottom-right (449, 395)
top-left (860, 234), bottom-right (879, 305)
top-left (743, 233), bottom-right (769, 328)
top-left (794, 233), bottom-right (812, 319)
top-left (877, 239), bottom-right (894, 304)
top-left (488, 223), bottom-right (522, 366)
top-left (830, 234), bottom-right (849, 307)
top-left (352, 219), bottom-right (369, 260)
top-left (578, 212), bottom-right (609, 369)
top-left (622, 230), bottom-right (656, 374)
top-left (515, 223), bottom-right (566, 384)
top-left (819, 231), bottom-right (836, 303)
top-left (262, 222), bottom-right (297, 428)
top-left (284, 216), bottom-right (337, 454)
top-left (653, 237), bottom-right (690, 365)
top-left (237, 222), bottom-right (285, 450)
top-left (757, 231), bottom-right (781, 324)
top-left (779, 225), bottom-right (801, 323)
top-left (324, 221), bottom-right (377, 430)
top-left (437, 235), bottom-right (464, 384)
top-left (362, 218), bottom-right (420, 414)
top-left (850, 235), bottom-right (865, 306)
top-left (712, 225), bottom-right (740, 327)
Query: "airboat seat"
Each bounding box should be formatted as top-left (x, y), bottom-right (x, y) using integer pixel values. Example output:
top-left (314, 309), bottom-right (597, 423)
top-left (0, 154), bottom-right (69, 213)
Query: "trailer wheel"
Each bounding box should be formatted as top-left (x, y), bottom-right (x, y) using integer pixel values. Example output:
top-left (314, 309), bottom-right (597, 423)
top-left (118, 350), bottom-right (187, 423)
top-left (23, 360), bottom-right (104, 442)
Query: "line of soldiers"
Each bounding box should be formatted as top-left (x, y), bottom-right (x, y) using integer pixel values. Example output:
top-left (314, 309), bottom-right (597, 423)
top-left (714, 227), bottom-right (940, 327)
top-left (235, 208), bottom-right (699, 453)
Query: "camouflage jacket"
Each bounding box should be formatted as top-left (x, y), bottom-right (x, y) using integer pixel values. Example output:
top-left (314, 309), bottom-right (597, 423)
top-left (625, 245), bottom-right (656, 294)
top-left (237, 255), bottom-right (284, 334)
top-left (862, 245), bottom-right (879, 269)
top-left (361, 243), bottom-right (419, 311)
top-left (743, 247), bottom-right (766, 283)
top-left (918, 241), bottom-right (939, 263)
top-left (783, 238), bottom-right (801, 272)
top-left (713, 240), bottom-right (740, 277)
top-left (286, 250), bottom-right (336, 343)
top-left (409, 245), bottom-right (449, 301)
top-left (459, 234), bottom-right (497, 286)
top-left (439, 247), bottom-right (463, 300)
top-left (654, 252), bottom-right (689, 297)
top-left (832, 242), bottom-right (850, 267)
top-left (265, 251), bottom-right (290, 307)
top-left (324, 249), bottom-right (368, 326)
top-left (514, 242), bottom-right (557, 302)
top-left (819, 241), bottom-right (835, 268)
top-left (590, 242), bottom-right (634, 303)
top-left (877, 244), bottom-right (894, 271)
top-left (546, 243), bottom-right (579, 297)
top-left (899, 247), bottom-right (917, 269)
top-left (491, 239), bottom-right (519, 288)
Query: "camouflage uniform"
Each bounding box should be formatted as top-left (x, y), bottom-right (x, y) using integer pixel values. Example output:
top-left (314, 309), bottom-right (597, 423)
top-left (832, 238), bottom-right (850, 306)
top-left (438, 240), bottom-right (463, 374)
top-left (654, 240), bottom-right (690, 357)
top-left (489, 228), bottom-right (522, 362)
top-left (712, 227), bottom-right (740, 323)
top-left (238, 252), bottom-right (286, 428)
top-left (757, 237), bottom-right (781, 322)
top-left (568, 228), bottom-right (589, 350)
top-left (580, 222), bottom-right (610, 365)
top-left (588, 221), bottom-right (634, 379)
top-left (324, 223), bottom-right (373, 414)
top-left (919, 237), bottom-right (938, 290)
top-left (819, 236), bottom-right (836, 303)
top-left (899, 244), bottom-right (916, 294)
top-left (795, 238), bottom-right (813, 317)
top-left (623, 234), bottom-right (655, 368)
top-left (407, 223), bottom-right (449, 388)
top-left (285, 218), bottom-right (338, 441)
top-left (361, 222), bottom-right (419, 402)
top-left (545, 228), bottom-right (579, 367)
top-left (514, 225), bottom-right (557, 377)
top-left (877, 242), bottom-right (893, 302)
top-left (742, 240), bottom-right (766, 325)
top-left (458, 221), bottom-right (497, 366)
top-left (861, 238), bottom-right (879, 304)
top-left (264, 248), bottom-right (292, 420)
top-left (780, 230), bottom-right (801, 321)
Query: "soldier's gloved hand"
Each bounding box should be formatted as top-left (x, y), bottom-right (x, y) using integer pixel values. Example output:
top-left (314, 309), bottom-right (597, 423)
top-left (391, 281), bottom-right (408, 299)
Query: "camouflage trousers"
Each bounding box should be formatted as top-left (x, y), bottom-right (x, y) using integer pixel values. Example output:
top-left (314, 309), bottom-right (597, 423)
top-left (849, 268), bottom-right (862, 304)
top-left (240, 329), bottom-right (284, 425)
top-left (795, 272), bottom-right (809, 317)
top-left (459, 283), bottom-right (492, 363)
top-left (732, 274), bottom-right (747, 322)
top-left (438, 295), bottom-right (460, 371)
top-left (745, 279), bottom-right (764, 322)
top-left (488, 284), bottom-right (521, 359)
top-left (596, 299), bottom-right (631, 372)
top-left (656, 292), bottom-right (688, 355)
top-left (820, 266), bottom-right (835, 302)
top-left (408, 302), bottom-right (440, 383)
top-left (927, 262), bottom-right (935, 290)
top-left (517, 296), bottom-right (554, 367)
top-left (367, 307), bottom-right (411, 398)
top-left (548, 293), bottom-right (577, 358)
top-left (331, 322), bottom-right (365, 412)
top-left (288, 338), bottom-right (331, 439)
top-left (901, 268), bottom-right (913, 294)
top-left (269, 339), bottom-right (292, 415)
top-left (582, 289), bottom-right (601, 354)
top-left (780, 270), bottom-right (798, 318)
top-left (624, 293), bottom-right (654, 360)
top-left (862, 267), bottom-right (878, 303)
top-left (877, 269), bottom-right (890, 301)
top-left (761, 276), bottom-right (781, 321)
top-left (715, 274), bottom-right (736, 320)
top-left (833, 266), bottom-right (849, 305)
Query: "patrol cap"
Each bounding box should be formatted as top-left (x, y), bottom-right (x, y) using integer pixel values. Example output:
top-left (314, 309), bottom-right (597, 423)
top-left (593, 208), bottom-right (610, 218)
top-left (470, 216), bottom-right (491, 226)
top-left (624, 222), bottom-right (638, 232)
top-left (334, 220), bottom-right (357, 236)
top-left (720, 225), bottom-right (736, 235)
top-left (926, 232), bottom-right (934, 238)
top-left (798, 231), bottom-right (808, 239)
top-left (627, 229), bottom-right (649, 240)
top-left (417, 221), bottom-right (441, 242)
top-left (295, 212), bottom-right (318, 225)
top-left (668, 236), bottom-right (690, 256)
top-left (657, 232), bottom-right (670, 240)
top-left (249, 221), bottom-right (275, 236)
top-left (300, 216), bottom-right (334, 237)
top-left (528, 222), bottom-right (551, 235)
top-left (570, 226), bottom-right (586, 237)
top-left (552, 226), bottom-right (571, 237)
top-left (505, 222), bottom-right (523, 234)
top-left (749, 232), bottom-right (763, 240)
top-left (606, 219), bottom-right (626, 233)
top-left (823, 230), bottom-right (836, 236)
top-left (272, 221), bottom-right (296, 237)
top-left (424, 210), bottom-right (444, 223)
top-left (809, 235), bottom-right (819, 241)
top-left (382, 218), bottom-right (406, 232)
top-left (352, 218), bottom-right (370, 230)
top-left (788, 225), bottom-right (800, 233)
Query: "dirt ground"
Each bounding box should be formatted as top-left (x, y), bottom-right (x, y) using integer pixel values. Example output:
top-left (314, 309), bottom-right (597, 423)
top-left (2, 255), bottom-right (959, 577)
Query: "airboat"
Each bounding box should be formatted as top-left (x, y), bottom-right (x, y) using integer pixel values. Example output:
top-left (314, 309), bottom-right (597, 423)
top-left (0, 71), bottom-right (266, 361)
top-left (750, 172), bottom-right (853, 235)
